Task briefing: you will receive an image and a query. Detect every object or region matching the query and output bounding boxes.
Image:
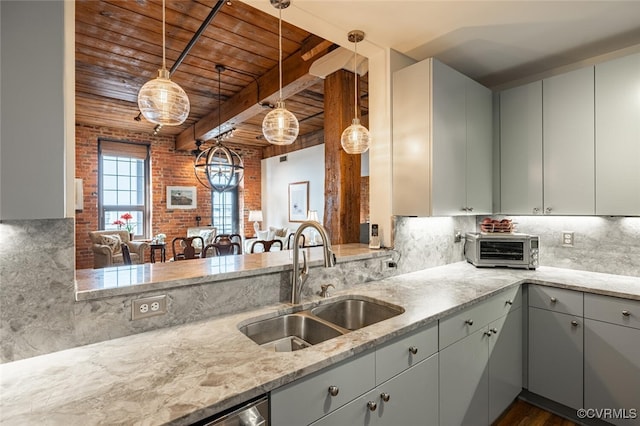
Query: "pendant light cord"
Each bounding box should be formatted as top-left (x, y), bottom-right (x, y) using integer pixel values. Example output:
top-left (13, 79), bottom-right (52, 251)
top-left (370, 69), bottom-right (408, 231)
top-left (162, 0), bottom-right (166, 70)
top-left (218, 66), bottom-right (222, 143)
top-left (278, 5), bottom-right (283, 101)
top-left (353, 38), bottom-right (358, 120)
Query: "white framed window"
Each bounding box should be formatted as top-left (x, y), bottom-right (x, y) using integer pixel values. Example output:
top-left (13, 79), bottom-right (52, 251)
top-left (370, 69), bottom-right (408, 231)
top-left (98, 139), bottom-right (150, 238)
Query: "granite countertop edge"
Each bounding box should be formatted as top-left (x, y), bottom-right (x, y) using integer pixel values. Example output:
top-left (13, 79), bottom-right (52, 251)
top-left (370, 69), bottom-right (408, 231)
top-left (3, 262), bottom-right (640, 425)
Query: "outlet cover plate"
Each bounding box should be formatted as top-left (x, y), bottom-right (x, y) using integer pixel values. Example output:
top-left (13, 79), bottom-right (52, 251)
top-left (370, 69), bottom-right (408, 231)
top-left (132, 295), bottom-right (167, 320)
top-left (562, 231), bottom-right (574, 247)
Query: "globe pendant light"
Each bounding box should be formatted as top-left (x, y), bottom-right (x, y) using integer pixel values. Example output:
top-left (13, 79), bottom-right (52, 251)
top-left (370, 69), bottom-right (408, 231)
top-left (341, 30), bottom-right (371, 154)
top-left (262, 0), bottom-right (299, 146)
top-left (137, 0), bottom-right (190, 126)
top-left (194, 65), bottom-right (244, 192)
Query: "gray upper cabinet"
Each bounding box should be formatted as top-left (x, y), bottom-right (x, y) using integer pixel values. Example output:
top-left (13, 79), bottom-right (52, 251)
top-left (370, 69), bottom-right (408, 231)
top-left (501, 51), bottom-right (640, 216)
top-left (392, 58), bottom-right (492, 217)
top-left (543, 67), bottom-right (595, 215)
top-left (500, 67), bottom-right (595, 216)
top-left (500, 81), bottom-right (543, 215)
top-left (595, 52), bottom-right (640, 215)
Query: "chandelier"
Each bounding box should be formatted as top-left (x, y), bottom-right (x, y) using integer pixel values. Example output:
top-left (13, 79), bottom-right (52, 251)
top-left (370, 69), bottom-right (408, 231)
top-left (194, 65), bottom-right (244, 192)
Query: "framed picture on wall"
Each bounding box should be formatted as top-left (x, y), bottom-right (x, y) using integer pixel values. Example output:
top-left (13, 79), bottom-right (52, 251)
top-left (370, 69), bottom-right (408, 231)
top-left (289, 181), bottom-right (309, 222)
top-left (167, 186), bottom-right (197, 209)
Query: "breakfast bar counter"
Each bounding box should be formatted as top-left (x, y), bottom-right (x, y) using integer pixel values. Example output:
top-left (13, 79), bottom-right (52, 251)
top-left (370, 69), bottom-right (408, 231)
top-left (3, 263), bottom-right (640, 425)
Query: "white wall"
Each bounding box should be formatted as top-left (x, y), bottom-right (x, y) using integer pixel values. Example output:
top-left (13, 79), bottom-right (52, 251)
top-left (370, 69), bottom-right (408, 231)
top-left (261, 144), bottom-right (325, 231)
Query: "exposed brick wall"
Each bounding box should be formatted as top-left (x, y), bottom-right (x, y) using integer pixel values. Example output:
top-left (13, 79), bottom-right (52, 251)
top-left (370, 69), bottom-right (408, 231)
top-left (75, 125), bottom-right (262, 269)
top-left (360, 176), bottom-right (370, 223)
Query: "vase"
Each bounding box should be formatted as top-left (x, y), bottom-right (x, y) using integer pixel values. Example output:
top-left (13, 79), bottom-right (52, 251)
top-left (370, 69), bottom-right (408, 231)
top-left (129, 232), bottom-right (134, 241)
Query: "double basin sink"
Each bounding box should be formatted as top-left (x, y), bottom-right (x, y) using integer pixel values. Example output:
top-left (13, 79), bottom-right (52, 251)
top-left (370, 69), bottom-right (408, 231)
top-left (238, 297), bottom-right (405, 352)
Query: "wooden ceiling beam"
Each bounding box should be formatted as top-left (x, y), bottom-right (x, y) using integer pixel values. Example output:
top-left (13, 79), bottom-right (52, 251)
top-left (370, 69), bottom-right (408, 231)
top-left (261, 128), bottom-right (325, 159)
top-left (300, 35), bottom-right (334, 61)
top-left (175, 45), bottom-right (328, 151)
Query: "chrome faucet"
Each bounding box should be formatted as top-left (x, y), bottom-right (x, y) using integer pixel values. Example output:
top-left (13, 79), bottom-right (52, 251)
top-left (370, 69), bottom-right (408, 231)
top-left (291, 220), bottom-right (336, 304)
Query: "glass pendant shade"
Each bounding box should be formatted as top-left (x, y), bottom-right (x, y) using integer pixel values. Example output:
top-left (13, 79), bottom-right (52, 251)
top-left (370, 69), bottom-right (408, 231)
top-left (262, 100), bottom-right (299, 145)
top-left (138, 68), bottom-right (190, 126)
top-left (341, 117), bottom-right (371, 154)
top-left (194, 143), bottom-right (244, 192)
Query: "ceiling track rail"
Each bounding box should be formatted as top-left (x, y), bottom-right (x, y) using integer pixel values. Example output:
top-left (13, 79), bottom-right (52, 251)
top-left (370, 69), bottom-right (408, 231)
top-left (169, 1), bottom-right (226, 76)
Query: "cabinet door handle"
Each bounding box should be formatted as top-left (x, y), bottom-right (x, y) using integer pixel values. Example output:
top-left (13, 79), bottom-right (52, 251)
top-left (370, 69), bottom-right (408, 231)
top-left (380, 392), bottom-right (391, 402)
top-left (328, 386), bottom-right (339, 397)
top-left (465, 319), bottom-right (474, 326)
top-left (571, 320), bottom-right (579, 327)
top-left (505, 300), bottom-right (513, 305)
top-left (408, 346), bottom-right (418, 355)
top-left (484, 330), bottom-right (493, 337)
top-left (533, 207), bottom-right (541, 214)
top-left (550, 297), bottom-right (557, 303)
top-left (490, 327), bottom-right (498, 334)
top-left (622, 310), bottom-right (631, 317)
top-left (367, 401), bottom-right (378, 411)
top-left (545, 207), bottom-right (553, 214)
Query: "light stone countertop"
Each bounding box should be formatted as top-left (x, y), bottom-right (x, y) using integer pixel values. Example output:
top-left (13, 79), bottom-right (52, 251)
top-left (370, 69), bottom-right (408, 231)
top-left (3, 262), bottom-right (640, 425)
top-left (75, 244), bottom-right (387, 301)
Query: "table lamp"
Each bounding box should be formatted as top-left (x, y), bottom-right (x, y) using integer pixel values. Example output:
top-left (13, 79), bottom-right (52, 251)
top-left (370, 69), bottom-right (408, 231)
top-left (248, 210), bottom-right (263, 237)
top-left (307, 210), bottom-right (319, 245)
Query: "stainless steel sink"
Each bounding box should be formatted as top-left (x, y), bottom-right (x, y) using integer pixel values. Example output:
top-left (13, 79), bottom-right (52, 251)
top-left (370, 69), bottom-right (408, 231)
top-left (239, 313), bottom-right (343, 352)
top-left (311, 298), bottom-right (405, 331)
top-left (239, 297), bottom-right (405, 352)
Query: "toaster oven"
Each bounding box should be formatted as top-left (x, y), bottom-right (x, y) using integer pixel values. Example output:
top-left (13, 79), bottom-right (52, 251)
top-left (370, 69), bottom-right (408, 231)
top-left (464, 232), bottom-right (539, 269)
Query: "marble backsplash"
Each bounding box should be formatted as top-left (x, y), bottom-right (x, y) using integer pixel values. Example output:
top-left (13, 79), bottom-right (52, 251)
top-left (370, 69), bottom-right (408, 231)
top-left (495, 215), bottom-right (640, 277)
top-left (2, 214), bottom-right (637, 362)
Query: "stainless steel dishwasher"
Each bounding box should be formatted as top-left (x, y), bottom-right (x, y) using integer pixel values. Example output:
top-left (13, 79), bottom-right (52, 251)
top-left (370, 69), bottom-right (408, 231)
top-left (195, 395), bottom-right (269, 426)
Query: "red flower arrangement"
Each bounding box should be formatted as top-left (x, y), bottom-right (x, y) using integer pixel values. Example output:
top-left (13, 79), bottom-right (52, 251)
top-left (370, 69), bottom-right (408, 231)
top-left (113, 213), bottom-right (135, 233)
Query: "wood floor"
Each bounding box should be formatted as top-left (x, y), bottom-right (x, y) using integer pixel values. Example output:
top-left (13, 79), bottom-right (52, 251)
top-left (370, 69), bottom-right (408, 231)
top-left (493, 399), bottom-right (578, 426)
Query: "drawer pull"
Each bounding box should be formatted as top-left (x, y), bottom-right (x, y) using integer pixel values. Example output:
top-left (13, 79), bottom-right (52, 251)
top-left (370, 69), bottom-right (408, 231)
top-left (571, 320), bottom-right (579, 327)
top-left (328, 386), bottom-right (339, 397)
top-left (380, 392), bottom-right (391, 402)
top-left (550, 297), bottom-right (557, 303)
top-left (367, 401), bottom-right (378, 411)
top-left (408, 346), bottom-right (418, 355)
top-left (505, 300), bottom-right (513, 305)
top-left (465, 319), bottom-right (474, 326)
top-left (484, 330), bottom-right (493, 337)
top-left (622, 310), bottom-right (631, 317)
top-left (490, 327), bottom-right (498, 334)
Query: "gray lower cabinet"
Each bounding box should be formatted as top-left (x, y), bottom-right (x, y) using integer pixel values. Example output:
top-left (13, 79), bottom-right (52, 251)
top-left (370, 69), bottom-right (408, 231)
top-left (440, 325), bottom-right (490, 425)
top-left (584, 293), bottom-right (640, 426)
top-left (489, 308), bottom-right (523, 423)
top-left (439, 286), bottom-right (523, 426)
top-left (271, 323), bottom-right (438, 425)
top-left (528, 307), bottom-right (583, 409)
top-left (310, 353), bottom-right (439, 426)
top-left (270, 351), bottom-right (375, 425)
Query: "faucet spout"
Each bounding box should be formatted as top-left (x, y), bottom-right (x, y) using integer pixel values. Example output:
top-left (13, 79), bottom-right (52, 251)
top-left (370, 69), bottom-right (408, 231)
top-left (291, 220), bottom-right (335, 304)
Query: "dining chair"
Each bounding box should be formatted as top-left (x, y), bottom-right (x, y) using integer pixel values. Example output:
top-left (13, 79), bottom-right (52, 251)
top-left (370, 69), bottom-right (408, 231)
top-left (287, 233), bottom-right (306, 250)
top-left (121, 244), bottom-right (132, 265)
top-left (172, 236), bottom-right (205, 260)
top-left (202, 242), bottom-right (241, 257)
top-left (214, 234), bottom-right (243, 254)
top-left (250, 239), bottom-right (283, 253)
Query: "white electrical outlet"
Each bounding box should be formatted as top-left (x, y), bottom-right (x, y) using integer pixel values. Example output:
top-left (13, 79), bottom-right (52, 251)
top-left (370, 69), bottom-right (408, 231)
top-left (132, 295), bottom-right (167, 320)
top-left (562, 231), bottom-right (574, 247)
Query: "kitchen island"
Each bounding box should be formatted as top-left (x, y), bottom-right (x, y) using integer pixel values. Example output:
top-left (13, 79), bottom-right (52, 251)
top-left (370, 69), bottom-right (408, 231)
top-left (2, 262), bottom-right (640, 425)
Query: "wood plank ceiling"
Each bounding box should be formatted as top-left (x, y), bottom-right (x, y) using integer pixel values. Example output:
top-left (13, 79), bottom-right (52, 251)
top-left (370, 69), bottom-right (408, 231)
top-left (75, 0), bottom-right (368, 156)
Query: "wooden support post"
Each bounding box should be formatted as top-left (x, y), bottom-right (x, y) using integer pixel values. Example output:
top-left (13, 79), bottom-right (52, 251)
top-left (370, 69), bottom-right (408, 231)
top-left (323, 69), bottom-right (361, 244)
